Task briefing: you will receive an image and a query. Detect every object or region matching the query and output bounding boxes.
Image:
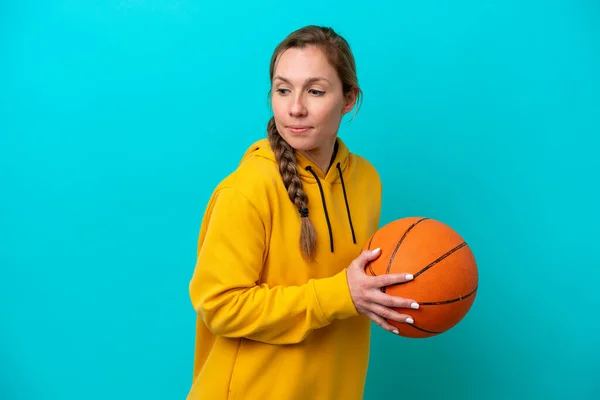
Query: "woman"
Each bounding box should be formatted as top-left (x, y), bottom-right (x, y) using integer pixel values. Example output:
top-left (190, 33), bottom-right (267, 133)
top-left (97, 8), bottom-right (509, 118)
top-left (187, 25), bottom-right (418, 400)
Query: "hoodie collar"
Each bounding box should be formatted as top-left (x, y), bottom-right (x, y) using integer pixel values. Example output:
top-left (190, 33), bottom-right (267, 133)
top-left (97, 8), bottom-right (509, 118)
top-left (241, 137), bottom-right (351, 185)
top-left (294, 139), bottom-right (350, 184)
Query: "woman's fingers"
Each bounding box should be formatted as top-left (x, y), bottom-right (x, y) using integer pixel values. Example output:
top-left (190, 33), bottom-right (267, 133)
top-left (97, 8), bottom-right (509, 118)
top-left (366, 312), bottom-right (399, 334)
top-left (370, 272), bottom-right (414, 289)
top-left (368, 302), bottom-right (415, 325)
top-left (369, 289), bottom-right (419, 310)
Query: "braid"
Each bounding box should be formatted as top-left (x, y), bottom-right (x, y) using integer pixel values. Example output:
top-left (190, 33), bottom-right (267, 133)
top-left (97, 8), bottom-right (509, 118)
top-left (267, 117), bottom-right (317, 261)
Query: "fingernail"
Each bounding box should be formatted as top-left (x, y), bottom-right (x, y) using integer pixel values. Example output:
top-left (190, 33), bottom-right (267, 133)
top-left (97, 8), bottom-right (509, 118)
top-left (411, 302), bottom-right (419, 309)
top-left (406, 317), bottom-right (414, 324)
top-left (405, 274), bottom-right (413, 280)
top-left (392, 329), bottom-right (399, 334)
top-left (372, 248), bottom-right (381, 254)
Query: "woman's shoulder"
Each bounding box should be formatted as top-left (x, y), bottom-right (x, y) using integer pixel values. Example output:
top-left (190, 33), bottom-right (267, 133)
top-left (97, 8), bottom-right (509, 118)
top-left (230, 138), bottom-right (280, 188)
top-left (352, 153), bottom-right (380, 174)
top-left (347, 150), bottom-right (382, 188)
top-left (210, 138), bottom-right (281, 209)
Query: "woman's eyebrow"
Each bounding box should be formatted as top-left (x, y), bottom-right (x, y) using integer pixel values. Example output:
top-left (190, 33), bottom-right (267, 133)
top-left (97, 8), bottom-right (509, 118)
top-left (273, 76), bottom-right (330, 84)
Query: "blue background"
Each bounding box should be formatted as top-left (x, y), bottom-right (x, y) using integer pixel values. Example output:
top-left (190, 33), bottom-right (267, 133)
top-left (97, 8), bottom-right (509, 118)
top-left (1, 1), bottom-right (599, 399)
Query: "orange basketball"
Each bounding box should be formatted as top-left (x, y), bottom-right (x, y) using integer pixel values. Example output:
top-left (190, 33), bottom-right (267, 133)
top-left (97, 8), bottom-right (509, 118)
top-left (364, 217), bottom-right (478, 338)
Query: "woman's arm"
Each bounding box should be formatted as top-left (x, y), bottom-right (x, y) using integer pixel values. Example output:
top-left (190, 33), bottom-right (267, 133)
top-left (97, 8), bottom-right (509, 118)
top-left (189, 186), bottom-right (358, 345)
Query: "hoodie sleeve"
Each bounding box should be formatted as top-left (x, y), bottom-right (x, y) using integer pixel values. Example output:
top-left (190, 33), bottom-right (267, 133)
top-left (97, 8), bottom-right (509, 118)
top-left (189, 186), bottom-right (359, 345)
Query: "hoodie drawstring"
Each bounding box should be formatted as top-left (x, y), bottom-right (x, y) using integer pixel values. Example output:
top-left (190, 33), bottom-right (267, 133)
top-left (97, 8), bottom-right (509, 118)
top-left (305, 162), bottom-right (356, 253)
top-left (336, 162), bottom-right (357, 245)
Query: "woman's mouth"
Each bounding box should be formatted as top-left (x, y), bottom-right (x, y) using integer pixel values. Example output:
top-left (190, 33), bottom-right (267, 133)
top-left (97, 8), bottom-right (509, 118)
top-left (288, 126), bottom-right (312, 134)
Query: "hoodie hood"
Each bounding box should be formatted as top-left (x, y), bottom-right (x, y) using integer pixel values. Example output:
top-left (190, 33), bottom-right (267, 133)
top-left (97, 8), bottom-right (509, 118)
top-left (240, 137), bottom-right (351, 184)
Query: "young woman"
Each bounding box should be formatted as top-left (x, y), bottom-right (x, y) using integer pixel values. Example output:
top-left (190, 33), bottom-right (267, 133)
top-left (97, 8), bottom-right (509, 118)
top-left (187, 25), bottom-right (418, 400)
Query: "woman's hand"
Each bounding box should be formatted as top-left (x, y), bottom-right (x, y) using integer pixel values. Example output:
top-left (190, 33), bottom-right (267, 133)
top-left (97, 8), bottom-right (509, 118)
top-left (346, 248), bottom-right (419, 334)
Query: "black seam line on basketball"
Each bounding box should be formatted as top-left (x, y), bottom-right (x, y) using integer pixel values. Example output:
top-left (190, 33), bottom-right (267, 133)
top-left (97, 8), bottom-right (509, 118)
top-left (381, 218), bottom-right (429, 293)
top-left (366, 258), bottom-right (377, 276)
top-left (367, 261), bottom-right (377, 276)
top-left (412, 241), bottom-right (468, 279)
top-left (365, 233), bottom-right (378, 276)
top-left (418, 286), bottom-right (478, 306)
top-left (385, 218), bottom-right (429, 275)
top-left (408, 323), bottom-right (443, 334)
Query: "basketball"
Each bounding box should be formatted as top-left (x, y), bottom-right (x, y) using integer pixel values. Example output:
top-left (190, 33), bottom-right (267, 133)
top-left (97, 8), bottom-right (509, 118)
top-left (364, 217), bottom-right (478, 338)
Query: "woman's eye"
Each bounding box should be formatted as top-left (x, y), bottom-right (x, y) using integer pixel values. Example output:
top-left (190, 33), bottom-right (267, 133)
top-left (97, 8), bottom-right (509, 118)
top-left (276, 88), bottom-right (290, 95)
top-left (309, 89), bottom-right (325, 96)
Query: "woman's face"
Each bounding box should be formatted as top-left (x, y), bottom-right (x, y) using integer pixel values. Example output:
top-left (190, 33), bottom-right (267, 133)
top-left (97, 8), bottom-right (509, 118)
top-left (271, 46), bottom-right (356, 168)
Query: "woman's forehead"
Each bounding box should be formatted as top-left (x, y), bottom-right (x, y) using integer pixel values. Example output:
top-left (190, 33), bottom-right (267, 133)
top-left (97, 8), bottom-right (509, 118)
top-left (273, 47), bottom-right (338, 83)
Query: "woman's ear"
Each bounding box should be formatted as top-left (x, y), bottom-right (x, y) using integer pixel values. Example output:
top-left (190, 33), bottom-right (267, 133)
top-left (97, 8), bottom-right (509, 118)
top-left (342, 87), bottom-right (358, 114)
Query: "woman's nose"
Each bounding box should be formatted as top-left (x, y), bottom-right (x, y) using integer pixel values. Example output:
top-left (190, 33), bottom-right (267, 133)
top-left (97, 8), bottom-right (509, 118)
top-left (289, 95), bottom-right (307, 117)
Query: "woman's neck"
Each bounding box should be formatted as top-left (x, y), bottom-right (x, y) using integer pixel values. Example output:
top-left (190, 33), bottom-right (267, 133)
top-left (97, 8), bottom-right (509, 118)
top-left (299, 138), bottom-right (338, 174)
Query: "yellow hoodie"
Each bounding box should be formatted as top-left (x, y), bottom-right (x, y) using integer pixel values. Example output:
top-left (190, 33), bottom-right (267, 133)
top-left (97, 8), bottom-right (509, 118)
top-left (187, 137), bottom-right (382, 400)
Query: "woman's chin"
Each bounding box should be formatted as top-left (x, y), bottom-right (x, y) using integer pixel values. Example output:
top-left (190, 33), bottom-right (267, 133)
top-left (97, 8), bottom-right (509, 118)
top-left (280, 132), bottom-right (317, 151)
